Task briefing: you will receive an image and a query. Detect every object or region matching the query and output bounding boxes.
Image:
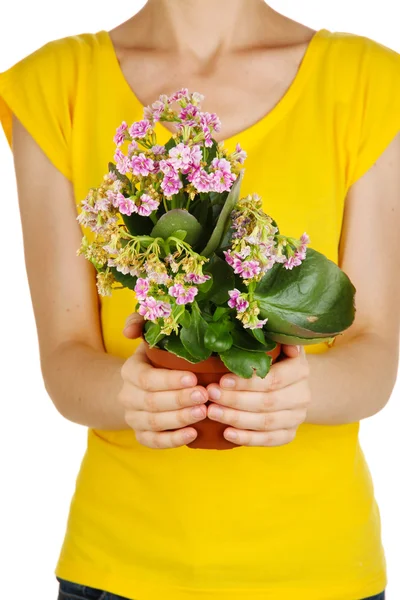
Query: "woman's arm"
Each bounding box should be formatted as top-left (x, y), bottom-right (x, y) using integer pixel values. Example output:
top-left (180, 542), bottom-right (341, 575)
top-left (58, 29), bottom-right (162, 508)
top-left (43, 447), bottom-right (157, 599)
top-left (12, 116), bottom-right (208, 440)
top-left (306, 132), bottom-right (400, 424)
top-left (12, 116), bottom-right (127, 429)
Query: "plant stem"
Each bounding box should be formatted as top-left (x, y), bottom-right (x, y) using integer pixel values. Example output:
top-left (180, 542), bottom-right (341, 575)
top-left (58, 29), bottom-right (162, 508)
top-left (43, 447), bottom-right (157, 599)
top-left (149, 212), bottom-right (158, 225)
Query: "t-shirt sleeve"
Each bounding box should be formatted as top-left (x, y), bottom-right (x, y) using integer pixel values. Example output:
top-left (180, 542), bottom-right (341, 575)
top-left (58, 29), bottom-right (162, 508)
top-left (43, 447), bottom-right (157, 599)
top-left (343, 35), bottom-right (400, 188)
top-left (0, 37), bottom-right (77, 181)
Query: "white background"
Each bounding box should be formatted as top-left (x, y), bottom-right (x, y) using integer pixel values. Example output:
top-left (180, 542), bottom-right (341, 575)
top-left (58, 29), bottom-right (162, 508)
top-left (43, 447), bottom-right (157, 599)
top-left (0, 2), bottom-right (399, 599)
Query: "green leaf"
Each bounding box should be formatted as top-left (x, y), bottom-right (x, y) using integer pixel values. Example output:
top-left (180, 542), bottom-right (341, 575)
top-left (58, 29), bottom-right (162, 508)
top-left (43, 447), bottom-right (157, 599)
top-left (151, 209), bottom-right (203, 246)
top-left (165, 335), bottom-right (199, 363)
top-left (172, 230), bottom-right (187, 241)
top-left (144, 322), bottom-right (165, 347)
top-left (219, 347), bottom-right (272, 379)
top-left (110, 267), bottom-right (137, 291)
top-left (198, 276), bottom-right (213, 294)
top-left (265, 331), bottom-right (336, 346)
top-left (204, 322), bottom-right (233, 352)
top-left (180, 303), bottom-right (212, 361)
top-left (254, 248), bottom-right (356, 338)
top-left (121, 212), bottom-right (153, 236)
top-left (200, 171), bottom-right (243, 256)
top-left (179, 309), bottom-right (191, 328)
top-left (212, 307), bottom-right (230, 321)
top-left (202, 255), bottom-right (235, 304)
top-left (231, 328), bottom-right (276, 353)
top-left (165, 138), bottom-right (177, 152)
top-left (251, 328), bottom-right (267, 345)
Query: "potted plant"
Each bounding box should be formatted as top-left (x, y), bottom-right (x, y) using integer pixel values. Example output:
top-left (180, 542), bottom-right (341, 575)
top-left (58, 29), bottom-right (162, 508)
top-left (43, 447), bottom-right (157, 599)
top-left (78, 89), bottom-right (356, 449)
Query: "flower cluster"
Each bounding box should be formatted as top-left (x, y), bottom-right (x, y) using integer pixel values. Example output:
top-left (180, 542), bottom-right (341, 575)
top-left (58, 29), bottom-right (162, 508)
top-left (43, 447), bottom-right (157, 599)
top-left (224, 194), bottom-right (310, 328)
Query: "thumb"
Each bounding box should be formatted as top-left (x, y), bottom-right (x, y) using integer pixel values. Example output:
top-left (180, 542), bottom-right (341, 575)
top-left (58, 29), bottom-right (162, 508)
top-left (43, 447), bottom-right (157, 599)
top-left (281, 344), bottom-right (302, 359)
top-left (123, 312), bottom-right (144, 339)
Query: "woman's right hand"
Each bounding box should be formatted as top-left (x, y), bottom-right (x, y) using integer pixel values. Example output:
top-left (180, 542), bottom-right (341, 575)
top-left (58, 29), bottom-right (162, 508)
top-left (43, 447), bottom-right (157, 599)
top-left (118, 314), bottom-right (208, 449)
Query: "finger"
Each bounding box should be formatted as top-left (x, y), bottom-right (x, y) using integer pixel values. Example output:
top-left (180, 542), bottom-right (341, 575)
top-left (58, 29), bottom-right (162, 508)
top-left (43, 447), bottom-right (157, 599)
top-left (219, 354), bottom-right (309, 393)
top-left (123, 312), bottom-right (144, 339)
top-left (281, 344), bottom-right (302, 359)
top-left (135, 427), bottom-right (198, 449)
top-left (126, 403), bottom-right (207, 432)
top-left (121, 385), bottom-right (208, 412)
top-left (208, 405), bottom-right (307, 431)
top-left (207, 379), bottom-right (311, 412)
top-left (123, 344), bottom-right (198, 391)
top-left (223, 427), bottom-right (297, 447)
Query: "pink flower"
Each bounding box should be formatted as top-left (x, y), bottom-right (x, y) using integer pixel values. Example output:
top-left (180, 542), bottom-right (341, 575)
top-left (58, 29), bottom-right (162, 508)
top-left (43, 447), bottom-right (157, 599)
top-left (191, 92), bottom-right (204, 104)
top-left (190, 145), bottom-right (202, 167)
top-left (134, 278), bottom-right (150, 301)
top-left (137, 194), bottom-right (160, 216)
top-left (144, 100), bottom-right (166, 122)
top-left (94, 197), bottom-right (110, 211)
top-left (224, 250), bottom-right (235, 266)
top-left (114, 122), bottom-right (128, 146)
top-left (300, 232), bottom-right (310, 245)
top-left (239, 260), bottom-right (261, 279)
top-left (114, 148), bottom-right (131, 175)
top-left (184, 273), bottom-right (211, 284)
top-left (179, 104), bottom-right (200, 126)
top-left (152, 145), bottom-right (166, 156)
top-left (168, 283), bottom-right (198, 305)
top-left (228, 288), bottom-right (241, 309)
top-left (116, 194), bottom-right (136, 216)
top-left (200, 112), bottom-right (221, 133)
top-left (243, 317), bottom-right (268, 330)
top-left (169, 143), bottom-right (192, 169)
top-left (236, 298), bottom-right (249, 312)
top-left (190, 168), bottom-right (212, 193)
top-left (131, 154), bottom-right (155, 176)
top-left (106, 190), bottom-right (119, 208)
top-left (129, 119), bottom-right (152, 139)
top-left (211, 157), bottom-right (231, 172)
top-left (284, 255), bottom-right (303, 270)
top-left (210, 169), bottom-right (236, 193)
top-left (169, 88), bottom-right (190, 103)
top-left (138, 297), bottom-right (172, 321)
top-left (161, 175), bottom-right (183, 197)
top-left (234, 143), bottom-right (247, 164)
top-left (159, 159), bottom-right (178, 176)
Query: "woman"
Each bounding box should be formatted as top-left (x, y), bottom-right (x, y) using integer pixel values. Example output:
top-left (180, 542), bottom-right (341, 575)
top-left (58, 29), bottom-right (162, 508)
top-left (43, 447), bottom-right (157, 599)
top-left (1, 0), bottom-right (399, 598)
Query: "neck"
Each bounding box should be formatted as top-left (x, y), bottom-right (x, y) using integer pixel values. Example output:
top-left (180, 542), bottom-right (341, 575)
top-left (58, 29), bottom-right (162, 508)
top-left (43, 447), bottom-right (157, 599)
top-left (142, 0), bottom-right (279, 58)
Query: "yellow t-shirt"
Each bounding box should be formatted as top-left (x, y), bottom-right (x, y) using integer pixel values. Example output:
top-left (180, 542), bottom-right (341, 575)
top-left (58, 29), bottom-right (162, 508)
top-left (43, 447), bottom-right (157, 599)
top-left (1, 28), bottom-right (400, 600)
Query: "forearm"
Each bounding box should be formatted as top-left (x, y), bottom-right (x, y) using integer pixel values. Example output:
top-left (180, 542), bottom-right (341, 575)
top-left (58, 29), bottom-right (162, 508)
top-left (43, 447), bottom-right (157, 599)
top-left (306, 332), bottom-right (399, 425)
top-left (43, 341), bottom-right (128, 430)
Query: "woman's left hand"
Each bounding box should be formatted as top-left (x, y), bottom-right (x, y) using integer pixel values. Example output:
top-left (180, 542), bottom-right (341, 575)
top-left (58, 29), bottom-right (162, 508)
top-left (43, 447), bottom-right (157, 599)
top-left (207, 345), bottom-right (311, 447)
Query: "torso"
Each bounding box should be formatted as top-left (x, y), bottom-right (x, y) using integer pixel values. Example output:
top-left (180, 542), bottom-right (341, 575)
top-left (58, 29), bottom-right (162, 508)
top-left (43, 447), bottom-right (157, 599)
top-left (108, 17), bottom-right (316, 142)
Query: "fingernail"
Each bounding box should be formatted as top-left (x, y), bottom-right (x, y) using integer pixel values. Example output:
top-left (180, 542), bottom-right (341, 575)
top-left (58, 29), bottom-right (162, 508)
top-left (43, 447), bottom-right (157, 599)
top-left (191, 406), bottom-right (204, 418)
top-left (181, 375), bottom-right (195, 387)
top-left (208, 387), bottom-right (221, 400)
top-left (209, 406), bottom-right (223, 419)
top-left (184, 431), bottom-right (196, 442)
top-left (296, 345), bottom-right (301, 353)
top-left (221, 377), bottom-right (235, 389)
top-left (191, 390), bottom-right (205, 403)
top-left (225, 430), bottom-right (238, 441)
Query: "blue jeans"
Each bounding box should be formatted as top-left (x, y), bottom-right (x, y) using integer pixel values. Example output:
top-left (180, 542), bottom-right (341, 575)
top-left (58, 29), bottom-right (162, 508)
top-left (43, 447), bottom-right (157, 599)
top-left (57, 579), bottom-right (385, 600)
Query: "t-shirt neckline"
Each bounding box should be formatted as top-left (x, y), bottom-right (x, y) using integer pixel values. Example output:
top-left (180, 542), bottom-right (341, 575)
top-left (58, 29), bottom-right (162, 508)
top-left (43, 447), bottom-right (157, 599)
top-left (97, 27), bottom-right (330, 146)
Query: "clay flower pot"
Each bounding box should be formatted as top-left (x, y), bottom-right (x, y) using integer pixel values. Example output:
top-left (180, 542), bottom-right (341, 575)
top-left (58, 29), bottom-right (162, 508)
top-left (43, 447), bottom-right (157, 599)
top-left (144, 342), bottom-right (281, 450)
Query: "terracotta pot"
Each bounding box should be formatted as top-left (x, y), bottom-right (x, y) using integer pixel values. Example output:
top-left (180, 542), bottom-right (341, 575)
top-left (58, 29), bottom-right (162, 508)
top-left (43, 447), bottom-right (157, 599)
top-left (144, 342), bottom-right (281, 450)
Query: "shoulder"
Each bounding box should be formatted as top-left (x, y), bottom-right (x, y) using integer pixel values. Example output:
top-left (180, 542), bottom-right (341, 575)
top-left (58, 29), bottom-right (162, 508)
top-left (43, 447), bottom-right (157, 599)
top-left (320, 31), bottom-right (400, 102)
top-left (325, 31), bottom-right (399, 78)
top-left (1, 32), bottom-right (101, 82)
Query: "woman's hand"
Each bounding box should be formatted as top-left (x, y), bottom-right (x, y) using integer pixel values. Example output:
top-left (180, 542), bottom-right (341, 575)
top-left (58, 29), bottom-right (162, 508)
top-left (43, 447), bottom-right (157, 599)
top-left (207, 345), bottom-right (311, 447)
top-left (120, 313), bottom-right (208, 449)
